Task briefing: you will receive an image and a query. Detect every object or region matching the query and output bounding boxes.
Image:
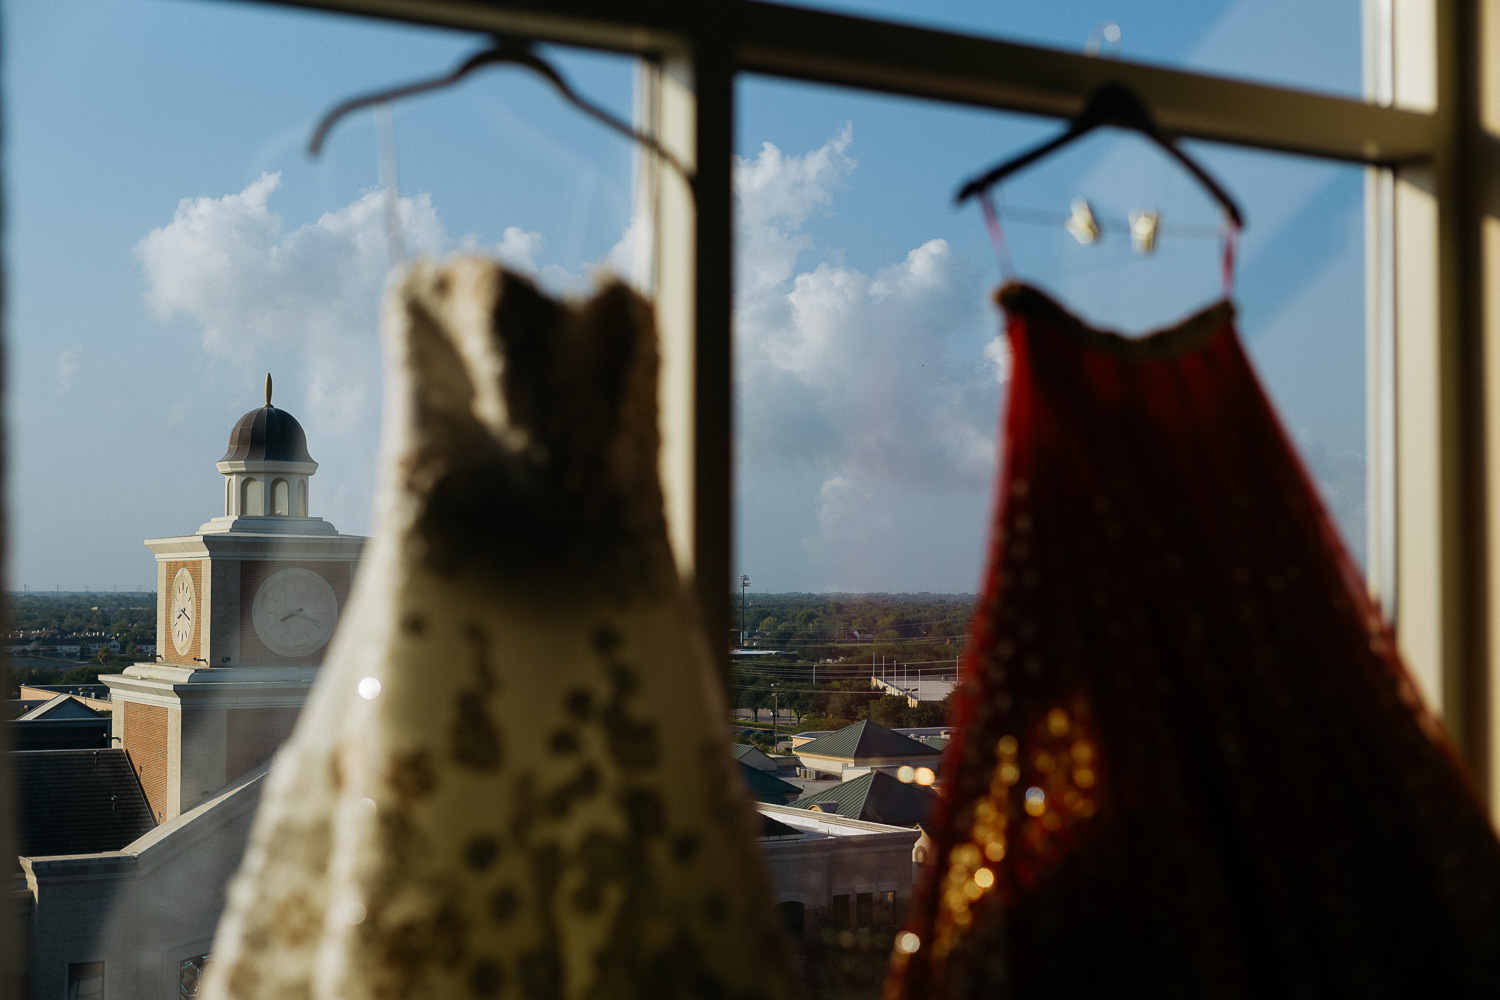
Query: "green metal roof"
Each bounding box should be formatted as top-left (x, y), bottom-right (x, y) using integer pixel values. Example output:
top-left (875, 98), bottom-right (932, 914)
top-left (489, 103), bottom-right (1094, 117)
top-left (738, 761), bottom-right (802, 803)
top-left (793, 769), bottom-right (938, 828)
top-left (793, 719), bottom-right (942, 761)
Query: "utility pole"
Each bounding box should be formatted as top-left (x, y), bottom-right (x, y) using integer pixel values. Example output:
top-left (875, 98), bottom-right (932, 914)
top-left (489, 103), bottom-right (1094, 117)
top-left (739, 574), bottom-right (750, 646)
top-left (772, 681), bottom-right (779, 752)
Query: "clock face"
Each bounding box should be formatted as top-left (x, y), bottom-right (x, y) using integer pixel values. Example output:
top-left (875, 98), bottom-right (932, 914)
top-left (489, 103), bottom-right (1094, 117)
top-left (170, 567), bottom-right (196, 656)
top-left (251, 567), bottom-right (339, 658)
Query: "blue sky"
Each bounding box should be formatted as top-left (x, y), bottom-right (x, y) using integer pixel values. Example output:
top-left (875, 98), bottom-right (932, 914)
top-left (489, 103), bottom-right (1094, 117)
top-left (6, 0), bottom-right (1364, 594)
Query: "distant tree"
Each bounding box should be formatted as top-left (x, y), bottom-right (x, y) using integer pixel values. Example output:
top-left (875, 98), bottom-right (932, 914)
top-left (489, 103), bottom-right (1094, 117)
top-left (741, 683), bottom-right (775, 723)
top-left (785, 689), bottom-right (813, 727)
top-left (908, 694), bottom-right (955, 726)
top-left (825, 688), bottom-right (868, 724)
top-left (867, 695), bottom-right (909, 728)
top-left (61, 665), bottom-right (103, 685)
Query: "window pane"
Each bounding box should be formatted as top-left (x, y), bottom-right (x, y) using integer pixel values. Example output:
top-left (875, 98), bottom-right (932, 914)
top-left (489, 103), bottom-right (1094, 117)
top-left (9, 0), bottom-right (636, 593)
top-left (10, 3), bottom-right (638, 998)
top-left (765, 0), bottom-right (1365, 99)
top-left (734, 74), bottom-right (1366, 1000)
top-left (735, 79), bottom-right (1367, 597)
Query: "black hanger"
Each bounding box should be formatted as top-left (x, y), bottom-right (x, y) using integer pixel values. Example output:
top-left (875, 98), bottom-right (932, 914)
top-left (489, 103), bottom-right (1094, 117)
top-left (956, 83), bottom-right (1244, 229)
top-left (309, 36), bottom-right (694, 193)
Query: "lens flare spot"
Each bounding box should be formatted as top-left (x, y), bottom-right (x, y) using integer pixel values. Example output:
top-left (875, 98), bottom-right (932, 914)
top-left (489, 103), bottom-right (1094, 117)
top-left (915, 767), bottom-right (936, 786)
top-left (997, 735), bottom-right (1018, 757)
top-left (897, 765), bottom-right (916, 783)
top-left (1046, 708), bottom-right (1070, 736)
top-left (896, 932), bottom-right (921, 955)
top-left (984, 840), bottom-right (1006, 862)
top-left (950, 843), bottom-right (980, 868)
top-left (973, 867), bottom-right (995, 889)
top-left (358, 677), bottom-right (382, 700)
top-left (1024, 787), bottom-right (1046, 816)
top-left (1074, 767), bottom-right (1095, 788)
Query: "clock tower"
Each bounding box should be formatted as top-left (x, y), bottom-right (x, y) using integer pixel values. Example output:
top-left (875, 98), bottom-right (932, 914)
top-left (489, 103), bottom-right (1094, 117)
top-left (103, 376), bottom-right (365, 822)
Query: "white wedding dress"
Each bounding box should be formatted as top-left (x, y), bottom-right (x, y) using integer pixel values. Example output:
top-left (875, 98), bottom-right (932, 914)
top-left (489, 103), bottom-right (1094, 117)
top-left (203, 259), bottom-right (796, 1000)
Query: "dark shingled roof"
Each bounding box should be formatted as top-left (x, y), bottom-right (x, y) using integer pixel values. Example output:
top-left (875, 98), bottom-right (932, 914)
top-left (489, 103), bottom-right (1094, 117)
top-left (731, 744), bottom-right (757, 759)
top-left (794, 770), bottom-right (939, 828)
top-left (13, 749), bottom-right (156, 856)
top-left (794, 719), bottom-right (942, 761)
top-left (739, 762), bottom-right (802, 804)
top-left (220, 404), bottom-right (314, 464)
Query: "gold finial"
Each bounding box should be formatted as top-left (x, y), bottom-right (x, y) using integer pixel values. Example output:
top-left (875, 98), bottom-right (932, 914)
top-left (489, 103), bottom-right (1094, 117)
top-left (265, 373), bottom-right (273, 407)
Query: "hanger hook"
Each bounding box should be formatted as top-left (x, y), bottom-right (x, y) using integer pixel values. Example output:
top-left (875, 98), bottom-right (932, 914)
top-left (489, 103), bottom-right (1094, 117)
top-left (955, 82), bottom-right (1244, 231)
top-left (308, 37), bottom-right (695, 195)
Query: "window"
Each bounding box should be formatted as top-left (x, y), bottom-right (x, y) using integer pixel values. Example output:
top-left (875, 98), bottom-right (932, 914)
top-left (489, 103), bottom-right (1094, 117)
top-left (66, 962), bottom-right (103, 1000)
top-left (777, 900), bottom-right (806, 939)
top-left (832, 892), bottom-right (851, 928)
top-left (10, 3), bottom-right (1499, 1000)
top-left (242, 479), bottom-right (262, 517)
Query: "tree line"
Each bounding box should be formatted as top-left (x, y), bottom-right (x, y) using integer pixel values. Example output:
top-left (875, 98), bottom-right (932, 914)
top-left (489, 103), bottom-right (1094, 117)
top-left (733, 671), bottom-right (952, 735)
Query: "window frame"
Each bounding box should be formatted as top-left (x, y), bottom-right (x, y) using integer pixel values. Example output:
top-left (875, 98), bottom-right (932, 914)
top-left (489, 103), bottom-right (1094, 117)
top-left (230, 0), bottom-right (1498, 803)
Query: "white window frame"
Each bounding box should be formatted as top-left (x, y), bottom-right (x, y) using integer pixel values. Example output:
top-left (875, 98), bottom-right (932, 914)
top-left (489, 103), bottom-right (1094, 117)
top-left (239, 0), bottom-right (1498, 806)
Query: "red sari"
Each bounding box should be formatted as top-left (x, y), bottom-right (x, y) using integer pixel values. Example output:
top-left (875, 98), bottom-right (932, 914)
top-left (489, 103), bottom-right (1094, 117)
top-left (887, 284), bottom-right (1500, 999)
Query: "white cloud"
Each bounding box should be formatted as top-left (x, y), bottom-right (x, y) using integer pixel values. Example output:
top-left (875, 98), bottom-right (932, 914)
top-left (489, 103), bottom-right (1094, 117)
top-left (737, 122), bottom-right (855, 294)
top-left (491, 225), bottom-right (544, 273)
top-left (733, 127), bottom-right (1004, 590)
top-left (135, 171), bottom-right (447, 433)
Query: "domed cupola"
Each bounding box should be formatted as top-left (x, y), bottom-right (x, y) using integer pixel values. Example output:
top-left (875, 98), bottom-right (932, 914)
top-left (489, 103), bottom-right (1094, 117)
top-left (215, 374), bottom-right (319, 518)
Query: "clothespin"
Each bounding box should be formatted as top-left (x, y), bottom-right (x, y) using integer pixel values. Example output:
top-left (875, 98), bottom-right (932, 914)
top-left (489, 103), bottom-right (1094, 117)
top-left (1130, 210), bottom-right (1159, 254)
top-left (1065, 197), bottom-right (1101, 244)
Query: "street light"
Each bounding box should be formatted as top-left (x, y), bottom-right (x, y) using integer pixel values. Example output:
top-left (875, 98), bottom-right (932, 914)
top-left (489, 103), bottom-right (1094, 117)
top-left (739, 574), bottom-right (750, 646)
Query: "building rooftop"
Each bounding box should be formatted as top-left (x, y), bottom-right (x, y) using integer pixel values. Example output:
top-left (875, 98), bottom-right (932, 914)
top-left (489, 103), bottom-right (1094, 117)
top-left (738, 761), bottom-right (802, 803)
top-left (13, 749), bottom-right (155, 856)
top-left (19, 684), bottom-right (111, 701)
top-left (794, 719), bottom-right (942, 761)
top-left (758, 814), bottom-right (803, 839)
top-left (793, 769), bottom-right (939, 828)
top-left (15, 694), bottom-right (104, 722)
top-left (755, 802), bottom-right (925, 841)
top-left (220, 400), bottom-right (314, 464)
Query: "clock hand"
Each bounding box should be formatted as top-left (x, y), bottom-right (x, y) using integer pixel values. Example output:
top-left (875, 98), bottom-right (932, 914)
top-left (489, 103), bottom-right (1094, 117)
top-left (280, 607), bottom-right (305, 622)
top-left (177, 608), bottom-right (191, 621)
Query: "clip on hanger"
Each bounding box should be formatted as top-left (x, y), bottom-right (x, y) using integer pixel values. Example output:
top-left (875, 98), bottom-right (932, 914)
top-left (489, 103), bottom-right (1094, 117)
top-left (957, 82), bottom-right (1244, 293)
top-left (309, 36), bottom-right (695, 193)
